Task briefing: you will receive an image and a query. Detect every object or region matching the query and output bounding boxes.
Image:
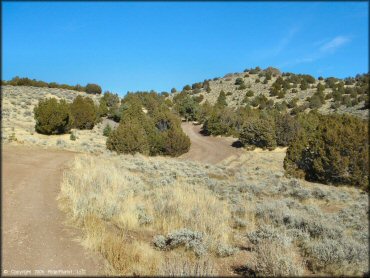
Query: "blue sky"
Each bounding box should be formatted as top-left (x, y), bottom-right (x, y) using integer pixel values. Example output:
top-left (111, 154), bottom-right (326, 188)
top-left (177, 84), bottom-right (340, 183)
top-left (3, 1), bottom-right (368, 95)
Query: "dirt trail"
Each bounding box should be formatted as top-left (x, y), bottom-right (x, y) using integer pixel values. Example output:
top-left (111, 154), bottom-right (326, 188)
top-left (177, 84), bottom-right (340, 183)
top-left (180, 122), bottom-right (244, 164)
top-left (2, 145), bottom-right (105, 276)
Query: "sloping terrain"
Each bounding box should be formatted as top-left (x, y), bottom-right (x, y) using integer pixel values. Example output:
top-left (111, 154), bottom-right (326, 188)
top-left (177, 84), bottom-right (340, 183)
top-left (169, 69), bottom-right (368, 119)
top-left (1, 80), bottom-right (369, 276)
top-left (1, 85), bottom-right (109, 154)
top-left (59, 149), bottom-right (368, 276)
top-left (2, 145), bottom-right (106, 276)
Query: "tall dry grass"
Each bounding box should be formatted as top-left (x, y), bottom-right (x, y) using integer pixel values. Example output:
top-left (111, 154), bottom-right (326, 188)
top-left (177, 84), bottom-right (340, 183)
top-left (59, 153), bottom-right (368, 276)
top-left (59, 154), bottom-right (229, 275)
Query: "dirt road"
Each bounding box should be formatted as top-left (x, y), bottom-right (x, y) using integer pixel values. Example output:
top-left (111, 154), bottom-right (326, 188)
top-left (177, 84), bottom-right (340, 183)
top-left (180, 122), bottom-right (244, 164)
top-left (2, 145), bottom-right (105, 276)
top-left (1, 124), bottom-right (243, 276)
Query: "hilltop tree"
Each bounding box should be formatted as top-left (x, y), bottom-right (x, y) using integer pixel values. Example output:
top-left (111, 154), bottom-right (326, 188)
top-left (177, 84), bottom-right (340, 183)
top-left (85, 83), bottom-right (102, 94)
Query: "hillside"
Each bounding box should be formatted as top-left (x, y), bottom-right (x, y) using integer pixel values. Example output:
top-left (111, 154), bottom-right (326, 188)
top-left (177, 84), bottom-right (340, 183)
top-left (1, 85), bottom-right (111, 153)
top-left (1, 82), bottom-right (369, 276)
top-left (169, 67), bottom-right (369, 119)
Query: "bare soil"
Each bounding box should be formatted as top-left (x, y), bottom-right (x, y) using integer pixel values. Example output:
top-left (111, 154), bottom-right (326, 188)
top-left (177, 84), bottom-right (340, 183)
top-left (180, 122), bottom-right (244, 164)
top-left (2, 145), bottom-right (105, 276)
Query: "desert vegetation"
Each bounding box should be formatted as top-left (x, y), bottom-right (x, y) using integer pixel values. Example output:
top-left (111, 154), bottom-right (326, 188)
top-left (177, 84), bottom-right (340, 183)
top-left (2, 76), bottom-right (103, 94)
top-left (284, 112), bottom-right (368, 190)
top-left (34, 98), bottom-right (72, 135)
top-left (106, 92), bottom-right (190, 156)
top-left (58, 152), bottom-right (368, 276)
top-left (2, 67), bottom-right (369, 276)
top-left (171, 76), bottom-right (369, 190)
top-left (169, 68), bottom-right (368, 120)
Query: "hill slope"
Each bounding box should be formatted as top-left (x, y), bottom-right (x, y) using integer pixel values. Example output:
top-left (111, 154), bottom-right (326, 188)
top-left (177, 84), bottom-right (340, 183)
top-left (169, 67), bottom-right (368, 119)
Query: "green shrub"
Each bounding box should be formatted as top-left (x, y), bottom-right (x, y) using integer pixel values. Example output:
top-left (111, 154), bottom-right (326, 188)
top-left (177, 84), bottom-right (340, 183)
top-left (108, 104), bottom-right (128, 122)
top-left (284, 113), bottom-right (369, 190)
top-left (163, 128), bottom-right (191, 156)
top-left (275, 113), bottom-right (300, 146)
top-left (107, 93), bottom-right (190, 157)
top-left (341, 95), bottom-right (351, 107)
top-left (101, 91), bottom-right (120, 107)
top-left (106, 119), bottom-right (150, 155)
top-left (300, 81), bottom-right (308, 90)
top-left (309, 95), bottom-right (323, 109)
top-left (192, 82), bottom-right (203, 90)
top-left (275, 101), bottom-right (288, 112)
top-left (238, 84), bottom-right (247, 90)
top-left (34, 98), bottom-right (72, 135)
top-left (216, 91), bottom-right (227, 107)
top-left (197, 101), bottom-right (213, 124)
top-left (194, 94), bottom-right (204, 103)
top-left (277, 90), bottom-right (286, 99)
top-left (246, 90), bottom-right (255, 97)
top-left (183, 85), bottom-right (191, 91)
top-left (331, 101), bottom-right (341, 110)
top-left (202, 107), bottom-right (234, 136)
top-left (251, 95), bottom-right (268, 108)
top-left (235, 78), bottom-right (244, 85)
top-left (4, 76), bottom-right (84, 91)
top-left (174, 94), bottom-right (200, 121)
top-left (98, 99), bottom-right (109, 117)
top-left (288, 98), bottom-right (298, 109)
top-left (239, 117), bottom-right (277, 150)
top-left (85, 83), bottom-right (102, 94)
top-left (103, 124), bottom-right (112, 137)
top-left (266, 99), bottom-right (274, 109)
top-left (70, 132), bottom-right (77, 141)
top-left (264, 67), bottom-right (281, 76)
top-left (70, 96), bottom-right (98, 129)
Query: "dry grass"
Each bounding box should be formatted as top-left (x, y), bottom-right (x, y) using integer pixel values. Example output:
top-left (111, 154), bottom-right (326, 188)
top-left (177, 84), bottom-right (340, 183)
top-left (253, 240), bottom-right (305, 276)
top-left (3, 85), bottom-right (367, 276)
top-left (1, 85), bottom-right (109, 154)
top-left (59, 152), bottom-right (368, 276)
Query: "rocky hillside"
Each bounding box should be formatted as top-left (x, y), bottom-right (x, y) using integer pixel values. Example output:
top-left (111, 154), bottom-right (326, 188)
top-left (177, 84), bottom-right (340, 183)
top-left (169, 67), bottom-right (369, 119)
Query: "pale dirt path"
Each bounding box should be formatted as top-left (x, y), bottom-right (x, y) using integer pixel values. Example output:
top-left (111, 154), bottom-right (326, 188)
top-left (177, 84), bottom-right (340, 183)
top-left (2, 145), bottom-right (105, 276)
top-left (180, 122), bottom-right (244, 164)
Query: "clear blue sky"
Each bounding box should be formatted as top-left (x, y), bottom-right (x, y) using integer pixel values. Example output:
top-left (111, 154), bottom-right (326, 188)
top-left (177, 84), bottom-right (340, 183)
top-left (3, 1), bottom-right (368, 95)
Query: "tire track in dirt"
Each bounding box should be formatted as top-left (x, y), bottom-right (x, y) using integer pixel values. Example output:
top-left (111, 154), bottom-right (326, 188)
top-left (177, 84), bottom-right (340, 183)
top-left (2, 145), bottom-right (105, 276)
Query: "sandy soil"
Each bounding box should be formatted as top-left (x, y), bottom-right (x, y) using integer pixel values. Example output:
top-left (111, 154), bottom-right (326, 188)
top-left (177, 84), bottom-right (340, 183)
top-left (2, 145), bottom-right (105, 276)
top-left (180, 122), bottom-right (244, 164)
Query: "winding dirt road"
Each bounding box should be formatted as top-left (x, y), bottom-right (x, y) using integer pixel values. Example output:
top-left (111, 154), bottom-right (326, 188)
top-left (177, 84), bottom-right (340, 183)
top-left (180, 122), bottom-right (244, 164)
top-left (2, 145), bottom-right (105, 276)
